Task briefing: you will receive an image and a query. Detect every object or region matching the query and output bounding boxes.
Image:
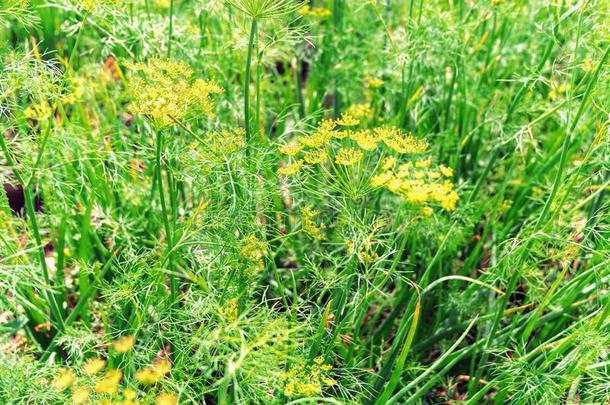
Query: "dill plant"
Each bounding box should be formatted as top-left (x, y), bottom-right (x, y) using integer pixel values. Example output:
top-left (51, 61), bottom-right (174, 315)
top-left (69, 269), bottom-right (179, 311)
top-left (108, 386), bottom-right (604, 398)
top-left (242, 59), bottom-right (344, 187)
top-left (0, 0), bottom-right (610, 404)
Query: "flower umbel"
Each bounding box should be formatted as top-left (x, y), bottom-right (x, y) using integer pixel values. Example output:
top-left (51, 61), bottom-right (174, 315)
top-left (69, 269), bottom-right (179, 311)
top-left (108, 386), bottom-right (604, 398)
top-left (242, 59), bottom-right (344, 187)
top-left (125, 58), bottom-right (223, 128)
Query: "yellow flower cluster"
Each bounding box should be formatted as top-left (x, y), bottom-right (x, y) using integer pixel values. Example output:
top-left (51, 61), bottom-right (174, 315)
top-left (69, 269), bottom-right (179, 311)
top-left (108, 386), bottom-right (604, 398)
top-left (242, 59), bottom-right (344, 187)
top-left (240, 233), bottom-right (268, 269)
top-left (278, 108), bottom-right (428, 176)
top-left (76, 0), bottom-right (120, 13)
top-left (112, 335), bottom-right (136, 353)
top-left (125, 58), bottom-right (223, 128)
top-left (297, 5), bottom-right (331, 19)
top-left (135, 359), bottom-right (172, 385)
top-left (280, 356), bottom-right (336, 397)
top-left (50, 336), bottom-right (179, 404)
top-left (277, 108), bottom-right (458, 211)
top-left (300, 206), bottom-right (325, 240)
top-left (345, 103), bottom-right (372, 120)
top-left (23, 101), bottom-right (52, 121)
top-left (156, 392), bottom-right (178, 405)
top-left (346, 238), bottom-right (379, 265)
top-left (94, 369), bottom-right (123, 394)
top-left (371, 158), bottom-right (459, 211)
top-left (365, 76), bottom-right (384, 88)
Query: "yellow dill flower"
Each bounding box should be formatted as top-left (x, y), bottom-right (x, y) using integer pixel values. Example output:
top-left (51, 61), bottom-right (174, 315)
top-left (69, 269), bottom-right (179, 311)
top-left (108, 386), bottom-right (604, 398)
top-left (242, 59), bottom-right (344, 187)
top-left (191, 78), bottom-right (224, 116)
top-left (112, 335), bottom-right (135, 353)
top-left (438, 188), bottom-right (459, 211)
top-left (350, 130), bottom-right (377, 151)
top-left (303, 149), bottom-right (326, 164)
top-left (278, 160), bottom-right (303, 176)
top-left (371, 172), bottom-right (394, 188)
top-left (377, 163), bottom-right (459, 211)
top-left (375, 127), bottom-right (428, 154)
top-left (52, 368), bottom-right (76, 390)
top-left (240, 233), bottom-right (268, 264)
top-left (203, 129), bottom-right (246, 161)
top-left (334, 147), bottom-right (363, 166)
top-left (156, 392), bottom-right (178, 405)
top-left (279, 143), bottom-right (303, 156)
top-left (345, 103), bottom-right (372, 119)
top-left (23, 101), bottom-right (52, 121)
top-left (336, 113), bottom-right (359, 127)
top-left (72, 386), bottom-right (89, 405)
top-left (331, 129), bottom-right (349, 139)
top-left (125, 58), bottom-right (223, 128)
top-left (299, 132), bottom-right (329, 148)
top-left (318, 119), bottom-right (336, 133)
top-left (439, 164), bottom-right (454, 177)
top-left (123, 388), bottom-right (137, 400)
top-left (83, 357), bottom-right (106, 375)
top-left (365, 76), bottom-right (384, 88)
top-left (95, 369), bottom-right (122, 394)
top-left (284, 381), bottom-right (295, 396)
top-left (135, 359), bottom-right (172, 385)
top-left (281, 357), bottom-right (335, 397)
top-left (297, 5), bottom-right (331, 18)
top-left (387, 177), bottom-right (403, 193)
top-left (382, 157), bottom-right (397, 170)
top-left (406, 185), bottom-right (430, 204)
top-left (415, 158), bottom-right (432, 168)
top-left (300, 206), bottom-right (325, 240)
top-left (421, 206), bottom-right (434, 216)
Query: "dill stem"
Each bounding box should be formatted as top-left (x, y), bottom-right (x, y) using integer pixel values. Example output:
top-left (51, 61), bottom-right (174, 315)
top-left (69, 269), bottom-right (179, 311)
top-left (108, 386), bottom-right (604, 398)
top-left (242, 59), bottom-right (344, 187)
top-left (167, 0), bottom-right (175, 58)
top-left (155, 130), bottom-right (177, 302)
top-left (244, 17), bottom-right (258, 144)
top-left (67, 12), bottom-right (88, 72)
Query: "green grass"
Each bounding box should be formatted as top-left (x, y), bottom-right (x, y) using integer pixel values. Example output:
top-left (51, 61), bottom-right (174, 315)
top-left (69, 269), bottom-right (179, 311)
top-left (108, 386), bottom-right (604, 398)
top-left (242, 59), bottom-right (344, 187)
top-left (0, 0), bottom-right (609, 404)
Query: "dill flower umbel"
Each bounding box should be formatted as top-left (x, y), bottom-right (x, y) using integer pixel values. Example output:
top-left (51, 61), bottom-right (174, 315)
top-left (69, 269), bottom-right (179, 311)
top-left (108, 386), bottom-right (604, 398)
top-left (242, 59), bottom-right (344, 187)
top-left (371, 159), bottom-right (459, 211)
top-left (125, 58), bottom-right (223, 128)
top-left (300, 206), bottom-right (325, 240)
top-left (297, 4), bottom-right (332, 19)
top-left (95, 369), bottom-right (123, 394)
top-left (52, 368), bottom-right (76, 390)
top-left (345, 103), bottom-right (373, 119)
top-left (350, 130), bottom-right (378, 151)
top-left (335, 147), bottom-right (363, 166)
top-left (112, 335), bottom-right (136, 353)
top-left (278, 160), bottom-right (303, 176)
top-left (374, 127), bottom-right (429, 154)
top-left (71, 386), bottom-right (89, 405)
top-left (279, 143), bottom-right (303, 156)
top-left (365, 76), bottom-right (384, 88)
top-left (280, 356), bottom-right (336, 398)
top-left (135, 359), bottom-right (172, 385)
top-left (303, 148), bottom-right (326, 164)
top-left (83, 357), bottom-right (106, 375)
top-left (336, 113), bottom-right (360, 127)
top-left (156, 392), bottom-right (178, 405)
top-left (240, 233), bottom-right (268, 266)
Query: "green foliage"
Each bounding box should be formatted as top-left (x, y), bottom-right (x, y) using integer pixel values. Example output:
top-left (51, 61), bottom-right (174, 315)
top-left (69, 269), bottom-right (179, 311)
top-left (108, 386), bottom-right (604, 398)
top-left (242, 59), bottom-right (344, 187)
top-left (0, 0), bottom-right (609, 404)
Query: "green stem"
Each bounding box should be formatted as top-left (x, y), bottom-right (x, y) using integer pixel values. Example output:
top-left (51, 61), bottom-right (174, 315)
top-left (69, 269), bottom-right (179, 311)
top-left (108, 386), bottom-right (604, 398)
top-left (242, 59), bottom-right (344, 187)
top-left (155, 130), bottom-right (176, 301)
top-left (167, 0), bottom-right (175, 57)
top-left (244, 18), bottom-right (258, 143)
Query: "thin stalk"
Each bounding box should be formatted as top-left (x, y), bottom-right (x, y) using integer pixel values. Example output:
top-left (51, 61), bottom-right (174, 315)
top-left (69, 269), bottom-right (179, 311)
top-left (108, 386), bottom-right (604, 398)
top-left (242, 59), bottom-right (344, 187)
top-left (244, 18), bottom-right (258, 143)
top-left (155, 130), bottom-right (177, 301)
top-left (167, 0), bottom-right (175, 57)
